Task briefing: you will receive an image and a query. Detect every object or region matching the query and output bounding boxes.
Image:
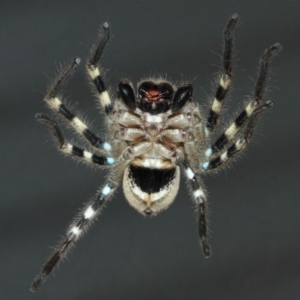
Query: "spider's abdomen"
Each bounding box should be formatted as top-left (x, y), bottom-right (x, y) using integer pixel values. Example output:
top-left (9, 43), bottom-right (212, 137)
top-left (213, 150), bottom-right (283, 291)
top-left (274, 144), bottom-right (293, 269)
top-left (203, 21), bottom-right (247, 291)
top-left (123, 164), bottom-right (180, 216)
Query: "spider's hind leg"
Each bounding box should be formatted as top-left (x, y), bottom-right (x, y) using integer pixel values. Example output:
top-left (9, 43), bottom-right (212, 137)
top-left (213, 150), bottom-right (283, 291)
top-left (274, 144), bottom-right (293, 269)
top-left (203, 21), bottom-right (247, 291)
top-left (30, 157), bottom-right (129, 292)
top-left (182, 159), bottom-right (210, 257)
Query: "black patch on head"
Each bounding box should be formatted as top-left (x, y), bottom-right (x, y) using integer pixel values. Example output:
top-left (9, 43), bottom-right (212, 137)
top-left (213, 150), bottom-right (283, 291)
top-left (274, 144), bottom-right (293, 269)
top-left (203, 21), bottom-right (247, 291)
top-left (129, 165), bottom-right (176, 194)
top-left (139, 81), bottom-right (173, 100)
top-left (137, 81), bottom-right (173, 115)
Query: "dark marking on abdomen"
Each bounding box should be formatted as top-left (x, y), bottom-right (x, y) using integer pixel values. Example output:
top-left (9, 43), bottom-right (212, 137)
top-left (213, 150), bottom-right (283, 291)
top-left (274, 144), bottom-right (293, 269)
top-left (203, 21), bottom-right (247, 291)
top-left (129, 166), bottom-right (176, 194)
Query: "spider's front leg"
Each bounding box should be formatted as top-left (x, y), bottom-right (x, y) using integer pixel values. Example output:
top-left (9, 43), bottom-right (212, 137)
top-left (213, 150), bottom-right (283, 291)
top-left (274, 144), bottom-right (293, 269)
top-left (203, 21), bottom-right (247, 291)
top-left (205, 13), bottom-right (238, 136)
top-left (203, 43), bottom-right (282, 171)
top-left (30, 158), bottom-right (129, 292)
top-left (35, 113), bottom-right (115, 167)
top-left (87, 22), bottom-right (114, 115)
top-left (182, 158), bottom-right (210, 257)
top-left (45, 57), bottom-right (111, 152)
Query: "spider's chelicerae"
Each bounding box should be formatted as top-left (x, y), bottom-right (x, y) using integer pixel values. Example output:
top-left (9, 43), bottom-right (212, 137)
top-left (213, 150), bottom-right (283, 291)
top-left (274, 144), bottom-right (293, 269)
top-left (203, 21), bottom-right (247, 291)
top-left (31, 14), bottom-right (281, 292)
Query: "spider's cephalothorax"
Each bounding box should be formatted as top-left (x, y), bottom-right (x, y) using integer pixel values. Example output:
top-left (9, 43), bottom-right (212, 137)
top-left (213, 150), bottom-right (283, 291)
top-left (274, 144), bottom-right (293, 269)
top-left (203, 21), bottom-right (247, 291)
top-left (31, 15), bottom-right (281, 292)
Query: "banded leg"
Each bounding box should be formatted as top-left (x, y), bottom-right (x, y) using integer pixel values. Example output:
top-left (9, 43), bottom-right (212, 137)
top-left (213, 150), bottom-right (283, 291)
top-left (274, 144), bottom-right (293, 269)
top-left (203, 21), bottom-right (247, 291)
top-left (202, 138), bottom-right (246, 171)
top-left (205, 99), bottom-right (260, 158)
top-left (30, 158), bottom-right (129, 292)
top-left (202, 102), bottom-right (275, 171)
top-left (205, 13), bottom-right (238, 136)
top-left (45, 57), bottom-right (111, 152)
top-left (87, 22), bottom-right (113, 115)
top-left (183, 159), bottom-right (210, 257)
top-left (36, 113), bottom-right (115, 167)
top-left (205, 42), bottom-right (281, 158)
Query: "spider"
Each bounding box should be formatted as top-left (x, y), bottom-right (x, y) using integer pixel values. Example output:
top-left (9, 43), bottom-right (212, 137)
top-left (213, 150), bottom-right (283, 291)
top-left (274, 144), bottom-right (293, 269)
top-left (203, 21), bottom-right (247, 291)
top-left (30, 14), bottom-right (281, 292)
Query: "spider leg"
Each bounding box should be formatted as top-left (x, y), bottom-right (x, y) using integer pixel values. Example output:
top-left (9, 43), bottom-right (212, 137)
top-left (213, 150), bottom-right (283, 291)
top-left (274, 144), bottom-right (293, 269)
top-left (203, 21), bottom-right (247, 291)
top-left (36, 113), bottom-right (115, 167)
top-left (45, 57), bottom-right (112, 152)
top-left (202, 101), bottom-right (275, 171)
top-left (182, 158), bottom-right (210, 257)
top-left (205, 13), bottom-right (238, 136)
top-left (30, 158), bottom-right (129, 292)
top-left (204, 43), bottom-right (282, 159)
top-left (87, 22), bottom-right (113, 115)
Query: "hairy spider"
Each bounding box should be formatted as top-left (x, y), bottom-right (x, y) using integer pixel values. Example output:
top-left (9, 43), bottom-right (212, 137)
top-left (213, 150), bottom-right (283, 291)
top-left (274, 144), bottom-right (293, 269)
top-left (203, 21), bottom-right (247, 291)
top-left (30, 14), bottom-right (281, 292)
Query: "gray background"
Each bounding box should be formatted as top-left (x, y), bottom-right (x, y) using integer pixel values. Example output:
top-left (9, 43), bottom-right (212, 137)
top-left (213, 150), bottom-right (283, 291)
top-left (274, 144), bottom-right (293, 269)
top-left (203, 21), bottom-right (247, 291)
top-left (1, 1), bottom-right (299, 299)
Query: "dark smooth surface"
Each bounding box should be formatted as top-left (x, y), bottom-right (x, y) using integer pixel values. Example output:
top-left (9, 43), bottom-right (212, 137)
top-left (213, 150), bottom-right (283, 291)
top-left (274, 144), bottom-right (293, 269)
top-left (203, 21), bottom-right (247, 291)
top-left (129, 165), bottom-right (176, 194)
top-left (1, 1), bottom-right (299, 299)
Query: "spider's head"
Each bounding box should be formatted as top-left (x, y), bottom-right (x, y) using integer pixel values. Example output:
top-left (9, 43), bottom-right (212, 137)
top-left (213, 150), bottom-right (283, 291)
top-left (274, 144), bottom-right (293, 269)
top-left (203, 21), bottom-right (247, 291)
top-left (137, 81), bottom-right (173, 115)
top-left (118, 80), bottom-right (193, 115)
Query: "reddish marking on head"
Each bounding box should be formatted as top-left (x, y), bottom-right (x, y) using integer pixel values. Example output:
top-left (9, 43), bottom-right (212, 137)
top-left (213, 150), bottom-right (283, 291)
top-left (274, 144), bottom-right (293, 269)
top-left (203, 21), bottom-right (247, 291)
top-left (144, 89), bottom-right (162, 102)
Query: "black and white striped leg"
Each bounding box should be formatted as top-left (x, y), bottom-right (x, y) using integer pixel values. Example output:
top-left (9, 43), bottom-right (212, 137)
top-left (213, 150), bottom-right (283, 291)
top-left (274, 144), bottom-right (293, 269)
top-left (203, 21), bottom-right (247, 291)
top-left (45, 58), bottom-right (111, 152)
top-left (30, 158), bottom-right (128, 292)
top-left (183, 159), bottom-right (210, 257)
top-left (202, 138), bottom-right (246, 171)
top-left (36, 113), bottom-right (115, 167)
top-left (202, 102), bottom-right (274, 171)
top-left (205, 42), bottom-right (282, 158)
top-left (205, 13), bottom-right (238, 136)
top-left (205, 100), bottom-right (258, 158)
top-left (87, 22), bottom-right (113, 115)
